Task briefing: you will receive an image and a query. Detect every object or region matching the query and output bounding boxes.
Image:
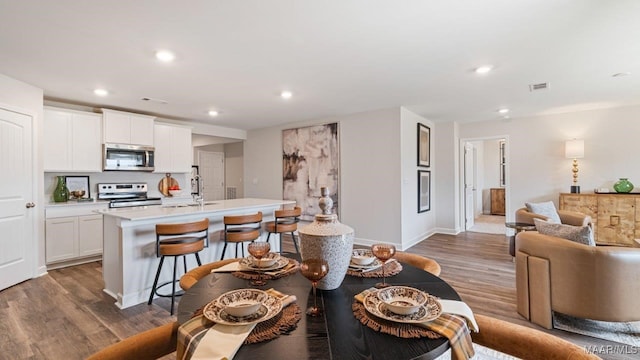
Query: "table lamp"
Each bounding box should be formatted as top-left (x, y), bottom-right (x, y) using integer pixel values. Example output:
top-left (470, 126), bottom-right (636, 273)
top-left (565, 139), bottom-right (584, 193)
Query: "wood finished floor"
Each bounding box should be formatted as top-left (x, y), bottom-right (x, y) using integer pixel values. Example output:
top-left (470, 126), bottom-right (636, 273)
top-left (0, 232), bottom-right (632, 359)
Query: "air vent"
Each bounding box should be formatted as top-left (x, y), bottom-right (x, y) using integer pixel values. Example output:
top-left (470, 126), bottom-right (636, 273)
top-left (226, 186), bottom-right (237, 200)
top-left (140, 97), bottom-right (168, 104)
top-left (529, 83), bottom-right (549, 91)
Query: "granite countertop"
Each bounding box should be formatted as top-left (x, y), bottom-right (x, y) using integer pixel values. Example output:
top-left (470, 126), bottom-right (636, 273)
top-left (98, 198), bottom-right (295, 221)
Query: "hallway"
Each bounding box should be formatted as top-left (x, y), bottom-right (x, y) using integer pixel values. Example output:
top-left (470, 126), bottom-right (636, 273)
top-left (468, 214), bottom-right (505, 234)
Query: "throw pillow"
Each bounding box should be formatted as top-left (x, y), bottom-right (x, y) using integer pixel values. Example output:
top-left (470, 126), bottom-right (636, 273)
top-left (534, 218), bottom-right (595, 246)
top-left (525, 201), bottom-right (561, 223)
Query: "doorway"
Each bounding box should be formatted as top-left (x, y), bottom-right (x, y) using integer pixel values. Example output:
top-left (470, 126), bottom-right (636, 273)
top-left (0, 106), bottom-right (35, 290)
top-left (460, 136), bottom-right (509, 234)
top-left (197, 151), bottom-right (225, 201)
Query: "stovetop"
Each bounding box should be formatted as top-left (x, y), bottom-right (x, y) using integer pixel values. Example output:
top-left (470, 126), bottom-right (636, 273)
top-left (97, 182), bottom-right (163, 208)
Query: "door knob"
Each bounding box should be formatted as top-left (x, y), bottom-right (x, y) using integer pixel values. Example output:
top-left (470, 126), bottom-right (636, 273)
top-left (25, 202), bottom-right (36, 208)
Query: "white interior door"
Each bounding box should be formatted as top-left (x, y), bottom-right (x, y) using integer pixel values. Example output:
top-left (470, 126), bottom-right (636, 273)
top-left (0, 107), bottom-right (34, 290)
top-left (464, 142), bottom-right (475, 230)
top-left (198, 151), bottom-right (225, 201)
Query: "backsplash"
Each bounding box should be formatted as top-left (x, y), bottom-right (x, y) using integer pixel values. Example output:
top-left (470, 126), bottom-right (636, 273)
top-left (43, 172), bottom-right (191, 202)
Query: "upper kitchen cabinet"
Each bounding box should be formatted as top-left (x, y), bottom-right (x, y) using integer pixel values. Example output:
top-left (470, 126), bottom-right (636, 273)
top-left (102, 108), bottom-right (155, 146)
top-left (43, 107), bottom-right (102, 172)
top-left (153, 123), bottom-right (192, 173)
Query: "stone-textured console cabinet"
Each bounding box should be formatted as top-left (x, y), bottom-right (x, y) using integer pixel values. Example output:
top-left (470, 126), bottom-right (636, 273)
top-left (559, 193), bottom-right (640, 247)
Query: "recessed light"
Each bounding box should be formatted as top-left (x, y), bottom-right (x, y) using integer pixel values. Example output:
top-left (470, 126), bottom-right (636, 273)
top-left (94, 88), bottom-right (109, 97)
top-left (475, 65), bottom-right (493, 74)
top-left (612, 72), bottom-right (631, 77)
top-left (155, 50), bottom-right (175, 62)
top-left (497, 108), bottom-right (510, 114)
top-left (280, 91), bottom-right (293, 99)
top-left (208, 110), bottom-right (219, 117)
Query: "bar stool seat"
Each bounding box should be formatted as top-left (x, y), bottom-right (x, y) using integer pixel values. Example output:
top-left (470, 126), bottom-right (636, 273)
top-left (221, 212), bottom-right (262, 260)
top-left (265, 206), bottom-right (301, 253)
top-left (148, 218), bottom-right (209, 315)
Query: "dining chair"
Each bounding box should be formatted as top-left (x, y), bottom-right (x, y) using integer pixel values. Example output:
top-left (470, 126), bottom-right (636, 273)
top-left (148, 218), bottom-right (209, 315)
top-left (86, 321), bottom-right (178, 360)
top-left (394, 251), bottom-right (441, 276)
top-left (264, 206), bottom-right (302, 253)
top-left (179, 257), bottom-right (240, 291)
top-left (470, 314), bottom-right (599, 359)
top-left (220, 211), bottom-right (263, 260)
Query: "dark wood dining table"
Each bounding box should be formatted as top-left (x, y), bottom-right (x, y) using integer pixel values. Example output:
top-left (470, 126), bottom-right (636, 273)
top-left (177, 254), bottom-right (461, 360)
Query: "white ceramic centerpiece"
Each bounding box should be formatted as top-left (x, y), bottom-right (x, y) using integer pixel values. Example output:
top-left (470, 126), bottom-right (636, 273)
top-left (298, 187), bottom-right (354, 290)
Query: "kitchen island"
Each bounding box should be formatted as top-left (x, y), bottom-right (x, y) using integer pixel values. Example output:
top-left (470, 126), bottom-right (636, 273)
top-left (99, 198), bottom-right (295, 309)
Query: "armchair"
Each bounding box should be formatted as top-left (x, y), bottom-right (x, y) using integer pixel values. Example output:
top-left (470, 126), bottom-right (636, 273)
top-left (515, 231), bottom-right (640, 329)
top-left (508, 207), bottom-right (592, 256)
top-left (515, 207), bottom-right (592, 227)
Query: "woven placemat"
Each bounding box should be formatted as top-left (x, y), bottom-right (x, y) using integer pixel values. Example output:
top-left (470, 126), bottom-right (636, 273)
top-left (347, 260), bottom-right (403, 278)
top-left (191, 303), bottom-right (302, 344)
top-left (233, 258), bottom-right (300, 281)
top-left (352, 301), bottom-right (441, 339)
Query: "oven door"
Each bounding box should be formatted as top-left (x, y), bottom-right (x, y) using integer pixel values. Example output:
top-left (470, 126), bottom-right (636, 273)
top-left (103, 143), bottom-right (155, 171)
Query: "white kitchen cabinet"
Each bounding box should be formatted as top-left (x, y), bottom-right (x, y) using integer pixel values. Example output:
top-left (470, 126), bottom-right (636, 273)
top-left (43, 107), bottom-right (102, 172)
top-left (45, 217), bottom-right (78, 263)
top-left (102, 108), bottom-right (155, 146)
top-left (153, 123), bottom-right (193, 173)
top-left (45, 203), bottom-right (107, 268)
top-left (78, 214), bottom-right (103, 256)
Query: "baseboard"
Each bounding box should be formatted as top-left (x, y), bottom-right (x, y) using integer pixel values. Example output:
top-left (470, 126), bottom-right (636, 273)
top-left (46, 255), bottom-right (102, 271)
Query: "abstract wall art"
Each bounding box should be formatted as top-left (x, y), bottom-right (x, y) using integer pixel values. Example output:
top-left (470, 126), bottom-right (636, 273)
top-left (282, 123), bottom-right (339, 220)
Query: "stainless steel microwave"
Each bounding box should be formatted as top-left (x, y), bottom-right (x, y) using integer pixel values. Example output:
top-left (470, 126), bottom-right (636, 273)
top-left (103, 143), bottom-right (155, 171)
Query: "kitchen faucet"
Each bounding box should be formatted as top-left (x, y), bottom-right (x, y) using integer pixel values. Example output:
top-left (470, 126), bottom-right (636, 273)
top-left (193, 174), bottom-right (204, 205)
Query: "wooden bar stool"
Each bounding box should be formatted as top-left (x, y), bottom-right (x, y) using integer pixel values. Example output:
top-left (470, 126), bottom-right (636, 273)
top-left (265, 206), bottom-right (301, 253)
top-left (148, 218), bottom-right (209, 315)
top-left (220, 212), bottom-right (262, 260)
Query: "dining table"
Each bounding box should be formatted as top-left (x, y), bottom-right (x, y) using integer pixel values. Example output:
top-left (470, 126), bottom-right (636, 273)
top-left (177, 253), bottom-right (462, 360)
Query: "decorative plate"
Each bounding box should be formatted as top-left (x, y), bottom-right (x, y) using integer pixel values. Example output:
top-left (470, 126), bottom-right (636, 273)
top-left (203, 289), bottom-right (283, 326)
top-left (349, 258), bottom-right (384, 270)
top-left (239, 256), bottom-right (289, 271)
top-left (376, 286), bottom-right (428, 315)
top-left (363, 290), bottom-right (442, 324)
top-left (351, 249), bottom-right (377, 266)
top-left (246, 252), bottom-right (281, 268)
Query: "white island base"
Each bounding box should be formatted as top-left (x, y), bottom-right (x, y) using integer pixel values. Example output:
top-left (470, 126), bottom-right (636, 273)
top-left (100, 198), bottom-right (295, 309)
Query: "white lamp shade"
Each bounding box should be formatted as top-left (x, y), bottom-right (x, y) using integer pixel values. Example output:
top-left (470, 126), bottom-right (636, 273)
top-left (565, 139), bottom-right (584, 159)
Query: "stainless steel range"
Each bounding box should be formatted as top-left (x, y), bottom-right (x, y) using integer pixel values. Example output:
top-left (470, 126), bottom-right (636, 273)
top-left (97, 183), bottom-right (162, 208)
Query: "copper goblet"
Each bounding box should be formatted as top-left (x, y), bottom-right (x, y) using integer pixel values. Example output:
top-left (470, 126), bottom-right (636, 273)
top-left (300, 258), bottom-right (329, 316)
top-left (371, 243), bottom-right (396, 288)
top-left (247, 242), bottom-right (271, 286)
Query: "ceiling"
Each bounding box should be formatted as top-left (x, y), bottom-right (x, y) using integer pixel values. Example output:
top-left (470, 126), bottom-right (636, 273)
top-left (1, 1), bottom-right (639, 131)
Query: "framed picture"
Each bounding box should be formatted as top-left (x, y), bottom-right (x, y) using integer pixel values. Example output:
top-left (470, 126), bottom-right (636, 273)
top-left (417, 123), bottom-right (430, 167)
top-left (65, 175), bottom-right (90, 199)
top-left (190, 165), bottom-right (200, 195)
top-left (418, 170), bottom-right (430, 213)
top-left (282, 122), bottom-right (340, 221)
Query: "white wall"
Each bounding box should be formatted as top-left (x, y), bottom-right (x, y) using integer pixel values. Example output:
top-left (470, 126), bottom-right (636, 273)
top-left (0, 74), bottom-right (45, 275)
top-left (245, 108), bottom-right (410, 248)
top-left (224, 142), bottom-right (244, 199)
top-left (400, 108), bottom-right (437, 249)
top-left (452, 104), bottom-right (640, 225)
top-left (467, 141), bottom-right (485, 216)
top-left (435, 121), bottom-right (460, 233)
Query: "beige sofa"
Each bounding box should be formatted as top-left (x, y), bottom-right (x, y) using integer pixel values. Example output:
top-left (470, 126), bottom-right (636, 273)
top-left (515, 230), bottom-right (640, 329)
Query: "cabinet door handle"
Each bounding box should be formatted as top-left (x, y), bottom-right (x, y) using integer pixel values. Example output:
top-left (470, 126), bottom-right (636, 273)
top-left (26, 202), bottom-right (36, 208)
